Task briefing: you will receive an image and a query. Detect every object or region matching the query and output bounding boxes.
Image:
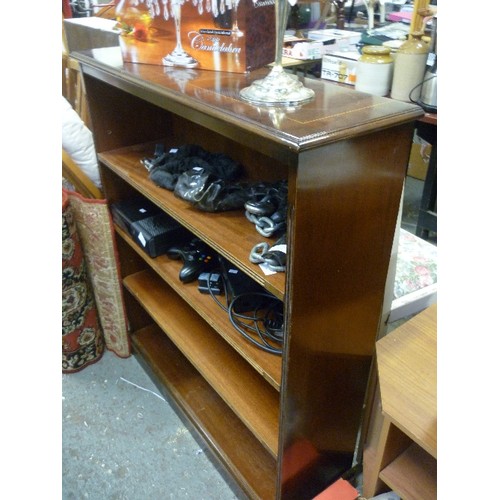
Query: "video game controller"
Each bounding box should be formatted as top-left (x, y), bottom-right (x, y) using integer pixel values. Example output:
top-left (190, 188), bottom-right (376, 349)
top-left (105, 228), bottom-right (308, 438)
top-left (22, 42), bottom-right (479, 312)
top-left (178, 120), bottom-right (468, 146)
top-left (166, 238), bottom-right (217, 283)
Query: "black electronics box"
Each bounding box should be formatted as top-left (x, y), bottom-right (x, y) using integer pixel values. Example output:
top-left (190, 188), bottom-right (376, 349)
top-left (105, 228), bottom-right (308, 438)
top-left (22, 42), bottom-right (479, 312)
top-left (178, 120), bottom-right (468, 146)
top-left (218, 257), bottom-right (265, 312)
top-left (111, 198), bottom-right (190, 258)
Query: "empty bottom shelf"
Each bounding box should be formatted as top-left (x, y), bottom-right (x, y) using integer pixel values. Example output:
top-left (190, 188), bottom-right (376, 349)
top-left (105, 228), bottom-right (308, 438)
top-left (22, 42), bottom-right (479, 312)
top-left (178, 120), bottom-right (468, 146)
top-left (131, 324), bottom-right (277, 500)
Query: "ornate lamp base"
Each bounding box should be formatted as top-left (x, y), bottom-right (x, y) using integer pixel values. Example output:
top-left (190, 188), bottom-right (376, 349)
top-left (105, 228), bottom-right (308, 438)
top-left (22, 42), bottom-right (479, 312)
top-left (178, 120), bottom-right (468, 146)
top-left (239, 0), bottom-right (314, 106)
top-left (240, 65), bottom-right (315, 106)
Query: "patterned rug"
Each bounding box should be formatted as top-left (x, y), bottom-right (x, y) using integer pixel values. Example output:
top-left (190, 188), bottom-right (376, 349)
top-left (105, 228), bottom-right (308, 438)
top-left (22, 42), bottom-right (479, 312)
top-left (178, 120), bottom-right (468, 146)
top-left (62, 189), bottom-right (130, 373)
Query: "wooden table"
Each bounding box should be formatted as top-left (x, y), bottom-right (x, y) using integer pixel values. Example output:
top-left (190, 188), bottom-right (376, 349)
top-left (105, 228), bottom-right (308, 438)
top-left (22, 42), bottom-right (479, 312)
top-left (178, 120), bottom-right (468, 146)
top-left (363, 304), bottom-right (437, 499)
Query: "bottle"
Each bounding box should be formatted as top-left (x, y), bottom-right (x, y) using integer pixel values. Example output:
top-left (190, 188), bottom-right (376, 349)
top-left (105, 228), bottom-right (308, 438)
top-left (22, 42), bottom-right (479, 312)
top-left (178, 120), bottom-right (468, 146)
top-left (390, 32), bottom-right (429, 102)
top-left (355, 45), bottom-right (394, 96)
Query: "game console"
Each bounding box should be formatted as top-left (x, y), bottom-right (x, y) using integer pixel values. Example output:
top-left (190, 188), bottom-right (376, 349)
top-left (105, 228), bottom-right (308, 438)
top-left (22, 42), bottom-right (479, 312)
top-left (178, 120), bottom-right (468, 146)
top-left (111, 197), bottom-right (191, 258)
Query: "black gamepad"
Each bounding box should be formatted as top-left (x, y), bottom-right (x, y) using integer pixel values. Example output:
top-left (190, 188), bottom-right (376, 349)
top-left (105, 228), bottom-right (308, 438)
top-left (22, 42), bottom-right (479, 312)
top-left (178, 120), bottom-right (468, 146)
top-left (166, 238), bottom-right (217, 283)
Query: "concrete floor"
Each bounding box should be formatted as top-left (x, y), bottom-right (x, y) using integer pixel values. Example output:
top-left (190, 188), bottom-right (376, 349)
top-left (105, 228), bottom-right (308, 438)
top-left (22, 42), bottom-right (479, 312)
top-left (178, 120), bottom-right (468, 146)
top-left (62, 350), bottom-right (245, 499)
top-left (62, 176), bottom-right (431, 500)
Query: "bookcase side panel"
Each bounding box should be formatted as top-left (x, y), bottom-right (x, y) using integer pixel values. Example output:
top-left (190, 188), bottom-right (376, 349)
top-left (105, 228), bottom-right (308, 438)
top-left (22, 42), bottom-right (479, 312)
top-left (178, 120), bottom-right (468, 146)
top-left (277, 123), bottom-right (415, 499)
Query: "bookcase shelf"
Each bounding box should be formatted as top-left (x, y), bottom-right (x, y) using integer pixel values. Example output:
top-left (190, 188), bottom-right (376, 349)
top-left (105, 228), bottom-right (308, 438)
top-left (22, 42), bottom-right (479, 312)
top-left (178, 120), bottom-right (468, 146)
top-left (100, 143), bottom-right (286, 299)
top-left (380, 441), bottom-right (437, 499)
top-left (124, 269), bottom-right (280, 456)
top-left (115, 223), bottom-right (283, 390)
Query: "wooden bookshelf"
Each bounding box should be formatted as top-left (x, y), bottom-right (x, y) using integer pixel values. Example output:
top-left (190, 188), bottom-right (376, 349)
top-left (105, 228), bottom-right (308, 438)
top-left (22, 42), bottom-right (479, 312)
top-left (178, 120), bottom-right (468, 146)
top-left (74, 46), bottom-right (422, 498)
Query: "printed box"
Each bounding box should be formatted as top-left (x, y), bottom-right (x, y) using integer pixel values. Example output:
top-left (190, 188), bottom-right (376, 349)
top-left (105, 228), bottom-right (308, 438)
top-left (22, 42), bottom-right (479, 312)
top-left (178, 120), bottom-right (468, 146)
top-left (321, 52), bottom-right (360, 86)
top-left (283, 36), bottom-right (323, 60)
top-left (116, 0), bottom-right (276, 73)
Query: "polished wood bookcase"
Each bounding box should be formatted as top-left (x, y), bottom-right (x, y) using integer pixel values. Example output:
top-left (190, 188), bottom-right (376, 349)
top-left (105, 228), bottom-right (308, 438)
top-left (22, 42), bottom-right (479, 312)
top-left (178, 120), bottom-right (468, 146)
top-left (74, 46), bottom-right (423, 499)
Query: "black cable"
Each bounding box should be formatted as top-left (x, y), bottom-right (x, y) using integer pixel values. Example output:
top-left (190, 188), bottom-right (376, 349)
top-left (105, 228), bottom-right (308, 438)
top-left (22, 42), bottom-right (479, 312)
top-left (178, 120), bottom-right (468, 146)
top-left (228, 298), bottom-right (283, 355)
top-left (263, 305), bottom-right (284, 342)
top-left (229, 293), bottom-right (284, 355)
top-left (206, 272), bottom-right (284, 355)
top-left (234, 303), bottom-right (277, 350)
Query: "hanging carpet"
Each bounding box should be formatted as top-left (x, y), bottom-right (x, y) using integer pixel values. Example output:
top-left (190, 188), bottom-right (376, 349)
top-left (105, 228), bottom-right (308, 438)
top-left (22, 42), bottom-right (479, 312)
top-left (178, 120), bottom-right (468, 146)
top-left (62, 189), bottom-right (130, 373)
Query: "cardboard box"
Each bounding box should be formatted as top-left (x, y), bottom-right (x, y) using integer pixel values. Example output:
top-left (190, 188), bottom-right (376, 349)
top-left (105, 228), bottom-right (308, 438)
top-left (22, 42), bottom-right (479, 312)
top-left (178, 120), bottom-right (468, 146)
top-left (408, 135), bottom-right (432, 181)
top-left (306, 28), bottom-right (361, 54)
top-left (64, 17), bottom-right (120, 52)
top-left (283, 36), bottom-right (323, 60)
top-left (116, 0), bottom-right (276, 73)
top-left (320, 52), bottom-right (360, 86)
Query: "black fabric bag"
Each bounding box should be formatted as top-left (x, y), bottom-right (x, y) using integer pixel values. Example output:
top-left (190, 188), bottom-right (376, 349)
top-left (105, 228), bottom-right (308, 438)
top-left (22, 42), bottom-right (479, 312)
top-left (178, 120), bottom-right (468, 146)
top-left (174, 168), bottom-right (251, 212)
top-left (148, 144), bottom-right (242, 192)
